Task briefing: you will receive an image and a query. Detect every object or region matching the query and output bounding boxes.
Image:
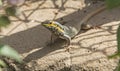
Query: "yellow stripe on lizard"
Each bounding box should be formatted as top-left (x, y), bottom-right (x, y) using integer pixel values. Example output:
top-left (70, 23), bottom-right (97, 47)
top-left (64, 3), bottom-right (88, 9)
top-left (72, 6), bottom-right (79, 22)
top-left (43, 22), bottom-right (64, 33)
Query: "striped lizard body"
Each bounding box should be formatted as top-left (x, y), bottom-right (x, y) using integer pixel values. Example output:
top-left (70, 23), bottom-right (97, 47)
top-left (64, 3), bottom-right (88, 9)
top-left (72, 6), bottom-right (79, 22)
top-left (41, 6), bottom-right (106, 47)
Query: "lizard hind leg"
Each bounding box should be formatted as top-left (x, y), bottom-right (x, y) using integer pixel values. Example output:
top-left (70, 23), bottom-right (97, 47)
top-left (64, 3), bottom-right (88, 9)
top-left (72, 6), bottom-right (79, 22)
top-left (81, 24), bottom-right (102, 30)
top-left (81, 24), bottom-right (92, 30)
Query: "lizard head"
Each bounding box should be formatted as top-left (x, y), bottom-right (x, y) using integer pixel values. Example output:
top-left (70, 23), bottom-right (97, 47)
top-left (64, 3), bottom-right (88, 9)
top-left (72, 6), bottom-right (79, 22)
top-left (41, 20), bottom-right (64, 33)
top-left (41, 20), bottom-right (54, 29)
top-left (42, 20), bottom-right (71, 43)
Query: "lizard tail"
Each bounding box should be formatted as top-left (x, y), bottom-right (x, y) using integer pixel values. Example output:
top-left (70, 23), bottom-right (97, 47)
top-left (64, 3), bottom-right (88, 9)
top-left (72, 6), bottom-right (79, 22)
top-left (80, 5), bottom-right (106, 25)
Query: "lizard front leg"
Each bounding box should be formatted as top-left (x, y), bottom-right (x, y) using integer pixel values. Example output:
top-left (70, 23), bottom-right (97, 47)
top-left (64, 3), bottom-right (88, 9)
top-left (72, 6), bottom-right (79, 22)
top-left (46, 33), bottom-right (57, 46)
top-left (50, 33), bottom-right (58, 45)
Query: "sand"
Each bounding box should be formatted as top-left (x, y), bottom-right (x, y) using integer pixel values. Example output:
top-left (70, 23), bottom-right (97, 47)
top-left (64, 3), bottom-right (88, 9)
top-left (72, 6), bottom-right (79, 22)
top-left (0, 0), bottom-right (120, 71)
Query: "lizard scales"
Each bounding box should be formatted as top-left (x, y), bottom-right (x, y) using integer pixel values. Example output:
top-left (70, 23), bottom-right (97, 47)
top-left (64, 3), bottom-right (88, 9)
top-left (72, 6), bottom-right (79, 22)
top-left (42, 6), bottom-right (106, 46)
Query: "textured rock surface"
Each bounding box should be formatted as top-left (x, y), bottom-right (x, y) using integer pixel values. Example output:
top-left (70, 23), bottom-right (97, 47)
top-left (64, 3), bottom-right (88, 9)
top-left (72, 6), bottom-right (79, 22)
top-left (0, 0), bottom-right (120, 71)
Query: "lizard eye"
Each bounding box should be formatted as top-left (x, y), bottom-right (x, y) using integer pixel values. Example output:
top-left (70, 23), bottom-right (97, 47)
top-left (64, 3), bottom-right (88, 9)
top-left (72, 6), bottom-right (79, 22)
top-left (49, 22), bottom-right (52, 24)
top-left (49, 21), bottom-right (53, 24)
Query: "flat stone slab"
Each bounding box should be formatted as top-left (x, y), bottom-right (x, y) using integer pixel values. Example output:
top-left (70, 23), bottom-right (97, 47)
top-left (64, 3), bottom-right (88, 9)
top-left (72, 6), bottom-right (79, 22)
top-left (0, 0), bottom-right (120, 71)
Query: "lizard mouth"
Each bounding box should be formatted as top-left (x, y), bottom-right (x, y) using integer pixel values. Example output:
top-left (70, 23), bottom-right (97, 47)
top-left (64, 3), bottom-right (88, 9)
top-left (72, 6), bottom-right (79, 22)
top-left (42, 24), bottom-right (48, 26)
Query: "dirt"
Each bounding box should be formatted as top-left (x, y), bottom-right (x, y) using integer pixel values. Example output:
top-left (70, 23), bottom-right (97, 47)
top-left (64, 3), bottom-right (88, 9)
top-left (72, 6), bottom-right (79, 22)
top-left (0, 0), bottom-right (120, 71)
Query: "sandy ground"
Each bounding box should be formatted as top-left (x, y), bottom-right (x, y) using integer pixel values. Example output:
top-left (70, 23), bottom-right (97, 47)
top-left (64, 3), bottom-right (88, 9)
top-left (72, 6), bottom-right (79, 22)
top-left (0, 0), bottom-right (120, 71)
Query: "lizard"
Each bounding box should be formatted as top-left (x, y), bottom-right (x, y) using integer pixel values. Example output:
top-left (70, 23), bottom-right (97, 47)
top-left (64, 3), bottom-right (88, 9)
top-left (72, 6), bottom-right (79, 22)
top-left (41, 20), bottom-right (71, 46)
top-left (41, 5), bottom-right (106, 48)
